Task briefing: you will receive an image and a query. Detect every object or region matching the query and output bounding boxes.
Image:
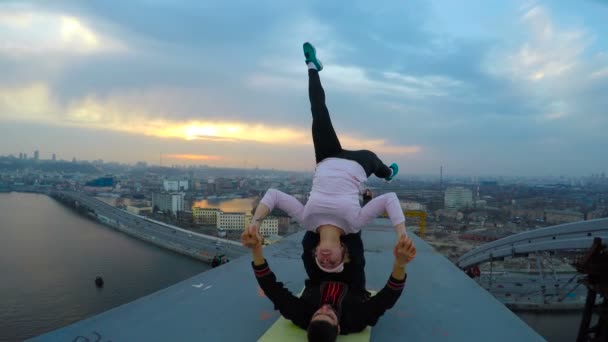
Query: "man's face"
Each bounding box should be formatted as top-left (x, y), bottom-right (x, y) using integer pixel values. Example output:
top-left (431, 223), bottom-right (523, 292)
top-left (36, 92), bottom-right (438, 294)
top-left (311, 304), bottom-right (338, 327)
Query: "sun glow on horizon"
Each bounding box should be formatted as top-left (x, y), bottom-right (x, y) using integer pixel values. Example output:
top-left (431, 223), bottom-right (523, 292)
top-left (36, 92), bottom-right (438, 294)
top-left (164, 154), bottom-right (223, 161)
top-left (0, 83), bottom-right (422, 157)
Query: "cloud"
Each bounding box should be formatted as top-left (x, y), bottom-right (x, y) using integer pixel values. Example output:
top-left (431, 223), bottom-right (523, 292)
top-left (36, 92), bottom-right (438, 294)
top-left (249, 62), bottom-right (466, 100)
top-left (483, 5), bottom-right (608, 128)
top-left (487, 5), bottom-right (589, 82)
top-left (0, 8), bottom-right (125, 57)
top-left (590, 67), bottom-right (608, 79)
top-left (0, 82), bottom-right (420, 156)
top-left (0, 82), bottom-right (54, 115)
top-left (0, 0), bottom-right (606, 175)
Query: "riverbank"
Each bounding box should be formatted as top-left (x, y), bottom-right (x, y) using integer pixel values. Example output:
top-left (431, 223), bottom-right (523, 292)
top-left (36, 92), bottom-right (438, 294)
top-left (50, 191), bottom-right (247, 266)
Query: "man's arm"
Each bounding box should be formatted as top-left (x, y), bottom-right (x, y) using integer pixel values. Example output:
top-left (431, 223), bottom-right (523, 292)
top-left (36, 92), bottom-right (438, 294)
top-left (248, 241), bottom-right (313, 329)
top-left (356, 235), bottom-right (416, 327)
top-left (355, 264), bottom-right (407, 327)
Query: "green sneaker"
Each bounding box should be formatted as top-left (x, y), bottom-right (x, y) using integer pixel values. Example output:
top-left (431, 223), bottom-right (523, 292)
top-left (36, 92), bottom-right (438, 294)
top-left (385, 163), bottom-right (399, 182)
top-left (303, 42), bottom-right (323, 71)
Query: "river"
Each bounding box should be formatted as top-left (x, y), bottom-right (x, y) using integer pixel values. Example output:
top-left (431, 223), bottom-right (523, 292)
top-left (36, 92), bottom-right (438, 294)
top-left (0, 192), bottom-right (209, 341)
top-left (192, 197), bottom-right (257, 213)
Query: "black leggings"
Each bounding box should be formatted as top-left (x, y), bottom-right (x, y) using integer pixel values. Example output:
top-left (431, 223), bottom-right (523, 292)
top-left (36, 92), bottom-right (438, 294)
top-left (309, 69), bottom-right (392, 179)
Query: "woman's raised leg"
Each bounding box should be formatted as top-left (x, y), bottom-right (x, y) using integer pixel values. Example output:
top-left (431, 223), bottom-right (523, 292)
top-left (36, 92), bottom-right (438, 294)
top-left (304, 42), bottom-right (342, 163)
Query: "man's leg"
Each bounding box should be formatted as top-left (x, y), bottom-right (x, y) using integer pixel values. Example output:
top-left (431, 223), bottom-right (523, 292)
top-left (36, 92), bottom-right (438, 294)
top-left (304, 42), bottom-right (342, 163)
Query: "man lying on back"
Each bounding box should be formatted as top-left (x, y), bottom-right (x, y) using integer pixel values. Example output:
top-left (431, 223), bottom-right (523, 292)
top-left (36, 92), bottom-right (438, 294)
top-left (241, 231), bottom-right (416, 341)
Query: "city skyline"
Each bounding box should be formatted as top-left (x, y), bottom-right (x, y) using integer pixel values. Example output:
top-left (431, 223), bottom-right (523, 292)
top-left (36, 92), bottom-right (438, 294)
top-left (0, 1), bottom-right (607, 176)
top-left (3, 149), bottom-right (608, 180)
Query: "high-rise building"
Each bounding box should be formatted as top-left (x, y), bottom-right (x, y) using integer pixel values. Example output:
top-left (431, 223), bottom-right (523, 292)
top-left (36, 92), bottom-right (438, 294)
top-left (444, 186), bottom-right (473, 210)
top-left (152, 192), bottom-right (185, 215)
top-left (52, 153), bottom-right (56, 161)
top-left (18, 152), bottom-right (23, 160)
top-left (34, 150), bottom-right (39, 161)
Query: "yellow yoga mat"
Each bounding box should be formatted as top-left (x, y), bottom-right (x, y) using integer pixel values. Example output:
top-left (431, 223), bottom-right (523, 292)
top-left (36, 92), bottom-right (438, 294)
top-left (258, 291), bottom-right (376, 342)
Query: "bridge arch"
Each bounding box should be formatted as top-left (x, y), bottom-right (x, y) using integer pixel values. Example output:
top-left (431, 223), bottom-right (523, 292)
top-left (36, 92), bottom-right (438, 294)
top-left (457, 218), bottom-right (608, 269)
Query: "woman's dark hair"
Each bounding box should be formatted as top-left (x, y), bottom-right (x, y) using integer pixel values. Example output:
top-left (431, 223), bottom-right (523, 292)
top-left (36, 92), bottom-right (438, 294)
top-left (362, 189), bottom-right (373, 206)
top-left (307, 320), bottom-right (338, 342)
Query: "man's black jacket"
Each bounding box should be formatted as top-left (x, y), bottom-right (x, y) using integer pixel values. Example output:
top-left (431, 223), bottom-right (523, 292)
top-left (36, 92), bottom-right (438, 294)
top-left (253, 260), bottom-right (405, 334)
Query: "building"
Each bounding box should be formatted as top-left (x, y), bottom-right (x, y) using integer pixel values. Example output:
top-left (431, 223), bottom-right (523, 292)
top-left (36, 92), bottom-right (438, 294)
top-left (444, 186), bottom-right (473, 210)
top-left (34, 150), bottom-right (39, 161)
top-left (210, 177), bottom-right (239, 194)
top-left (216, 212), bottom-right (249, 232)
top-left (215, 211), bottom-right (279, 237)
top-left (258, 217), bottom-right (279, 237)
top-left (84, 176), bottom-right (115, 193)
top-left (277, 216), bottom-right (291, 235)
top-left (435, 209), bottom-right (465, 221)
top-left (401, 201), bottom-right (426, 211)
top-left (127, 204), bottom-right (153, 216)
top-left (193, 207), bottom-right (221, 225)
top-left (206, 179), bottom-right (217, 194)
top-left (588, 208), bottom-right (607, 220)
top-left (152, 192), bottom-right (185, 215)
top-left (544, 210), bottom-right (584, 225)
top-left (163, 180), bottom-right (189, 192)
top-left (474, 200), bottom-right (487, 208)
top-left (177, 210), bottom-right (194, 226)
top-left (509, 208), bottom-right (545, 221)
top-left (52, 153), bottom-right (56, 161)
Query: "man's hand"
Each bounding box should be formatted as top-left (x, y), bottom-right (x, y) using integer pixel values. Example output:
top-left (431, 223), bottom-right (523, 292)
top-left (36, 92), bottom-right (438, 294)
top-left (241, 224), bottom-right (263, 250)
top-left (393, 234), bottom-right (416, 268)
top-left (241, 225), bottom-right (265, 266)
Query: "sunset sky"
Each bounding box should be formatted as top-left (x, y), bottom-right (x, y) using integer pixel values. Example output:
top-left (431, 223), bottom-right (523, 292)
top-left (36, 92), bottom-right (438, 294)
top-left (0, 0), bottom-right (607, 176)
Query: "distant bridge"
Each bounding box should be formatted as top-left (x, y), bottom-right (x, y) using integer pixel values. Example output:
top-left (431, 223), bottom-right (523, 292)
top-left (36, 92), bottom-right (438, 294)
top-left (457, 218), bottom-right (608, 269)
top-left (457, 218), bottom-right (608, 310)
